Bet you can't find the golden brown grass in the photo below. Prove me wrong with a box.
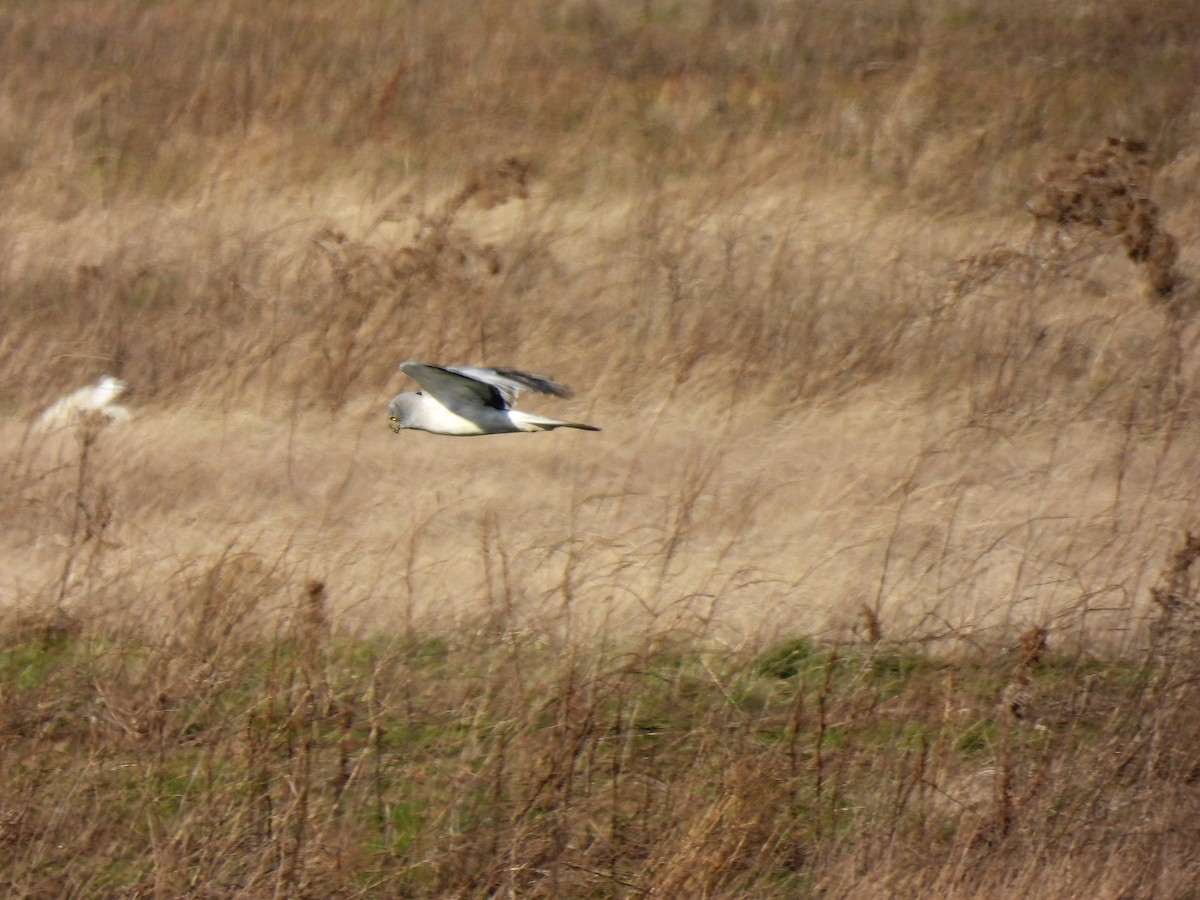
[4,0,1200,895]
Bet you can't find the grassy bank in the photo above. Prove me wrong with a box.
[4,587,1197,896]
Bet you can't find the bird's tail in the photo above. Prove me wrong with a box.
[509,411,601,433]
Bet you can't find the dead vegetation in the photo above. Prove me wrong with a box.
[1030,137,1189,310]
[3,0,1200,896]
[3,540,1200,896]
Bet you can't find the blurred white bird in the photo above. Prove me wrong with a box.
[37,375,132,431]
[388,361,599,436]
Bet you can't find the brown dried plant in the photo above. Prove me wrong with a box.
[395,157,531,280]
[303,157,529,407]
[1148,531,1200,659]
[1029,137,1186,312]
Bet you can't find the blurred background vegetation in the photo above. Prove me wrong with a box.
[4,1,1200,896]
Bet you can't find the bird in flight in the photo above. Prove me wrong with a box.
[388,361,600,436]
[36,374,132,430]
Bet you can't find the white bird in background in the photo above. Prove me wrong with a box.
[388,361,600,436]
[37,375,132,431]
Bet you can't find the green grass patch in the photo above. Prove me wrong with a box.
[0,614,1182,896]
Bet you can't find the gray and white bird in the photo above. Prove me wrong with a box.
[388,361,600,436]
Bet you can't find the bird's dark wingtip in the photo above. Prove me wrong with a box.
[493,367,573,398]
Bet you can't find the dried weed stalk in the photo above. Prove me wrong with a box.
[1148,531,1200,659]
[1029,137,1186,313]
[394,157,531,280]
[54,415,117,608]
[939,140,1187,420]
[305,156,531,406]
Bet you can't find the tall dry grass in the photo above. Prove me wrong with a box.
[4,0,1200,895]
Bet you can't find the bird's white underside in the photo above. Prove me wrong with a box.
[404,395,492,435]
[37,376,131,430]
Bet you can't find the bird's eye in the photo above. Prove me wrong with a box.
[389,415,397,422]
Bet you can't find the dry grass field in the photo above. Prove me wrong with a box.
[4,1,1200,896]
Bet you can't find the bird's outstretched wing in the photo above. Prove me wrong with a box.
[399,361,571,412]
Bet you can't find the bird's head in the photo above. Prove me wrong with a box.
[387,393,414,434]
[92,375,127,407]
